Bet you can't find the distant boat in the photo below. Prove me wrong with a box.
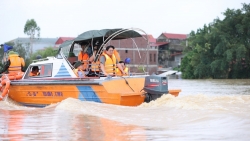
[158,70,178,76]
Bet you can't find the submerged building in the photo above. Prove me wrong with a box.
[156,33,187,73]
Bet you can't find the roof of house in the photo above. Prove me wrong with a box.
[153,42,168,46]
[142,34,156,43]
[162,33,187,40]
[55,37,75,45]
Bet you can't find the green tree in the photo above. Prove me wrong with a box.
[29,47,58,61]
[24,19,40,55]
[181,3,250,79]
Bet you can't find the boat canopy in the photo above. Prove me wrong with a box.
[59,28,142,49]
[59,40,74,48]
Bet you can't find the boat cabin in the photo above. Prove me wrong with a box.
[23,28,150,79]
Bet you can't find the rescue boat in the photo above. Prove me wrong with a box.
[0,28,181,107]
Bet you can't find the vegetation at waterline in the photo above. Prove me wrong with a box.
[181,3,250,79]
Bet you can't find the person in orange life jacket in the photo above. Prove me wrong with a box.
[0,51,23,74]
[78,43,89,62]
[73,61,88,78]
[29,66,40,76]
[78,43,90,71]
[18,55,25,72]
[99,45,126,76]
[116,61,129,76]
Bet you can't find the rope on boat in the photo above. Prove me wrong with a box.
[120,76,134,92]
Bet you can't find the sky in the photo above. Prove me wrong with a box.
[0,0,249,44]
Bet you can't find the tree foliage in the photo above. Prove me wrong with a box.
[25,47,58,66]
[24,19,40,55]
[181,3,250,79]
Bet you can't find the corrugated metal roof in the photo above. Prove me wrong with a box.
[55,37,75,45]
[162,33,187,40]
[152,42,168,46]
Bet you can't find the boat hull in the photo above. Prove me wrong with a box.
[8,77,146,107]
[7,77,181,107]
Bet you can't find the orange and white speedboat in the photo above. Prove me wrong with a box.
[0,28,181,107]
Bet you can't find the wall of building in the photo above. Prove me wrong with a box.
[109,37,158,74]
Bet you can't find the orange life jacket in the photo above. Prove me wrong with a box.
[29,72,39,76]
[116,67,128,76]
[8,54,22,72]
[78,51,89,61]
[91,61,100,72]
[20,57,25,67]
[103,53,116,75]
[78,51,89,69]
[113,49,120,62]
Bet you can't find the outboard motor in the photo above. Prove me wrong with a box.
[143,74,168,102]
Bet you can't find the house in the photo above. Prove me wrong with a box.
[9,37,58,52]
[55,37,75,48]
[156,33,187,72]
[109,34,158,74]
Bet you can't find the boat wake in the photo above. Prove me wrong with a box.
[139,94,250,111]
[54,94,250,128]
[0,97,32,110]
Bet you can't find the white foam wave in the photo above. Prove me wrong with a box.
[54,95,250,128]
[139,94,250,111]
[0,97,34,110]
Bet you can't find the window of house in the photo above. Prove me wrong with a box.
[154,54,156,62]
[125,50,128,53]
[150,54,152,62]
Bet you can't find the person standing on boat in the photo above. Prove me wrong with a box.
[73,61,87,78]
[99,45,126,76]
[0,51,23,74]
[18,55,25,72]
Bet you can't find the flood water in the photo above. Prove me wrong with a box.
[0,79,250,140]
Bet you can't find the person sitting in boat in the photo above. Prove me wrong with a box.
[0,51,23,74]
[29,66,40,76]
[99,45,126,76]
[73,61,88,78]
[116,60,129,76]
[78,43,89,62]
[78,43,90,70]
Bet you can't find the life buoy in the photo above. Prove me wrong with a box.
[0,72,24,101]
[6,72,24,80]
[0,75,10,100]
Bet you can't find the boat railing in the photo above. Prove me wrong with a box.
[130,72,149,76]
[60,50,75,70]
[32,58,50,63]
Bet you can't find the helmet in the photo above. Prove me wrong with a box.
[8,51,15,55]
[124,58,131,64]
[36,55,42,59]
